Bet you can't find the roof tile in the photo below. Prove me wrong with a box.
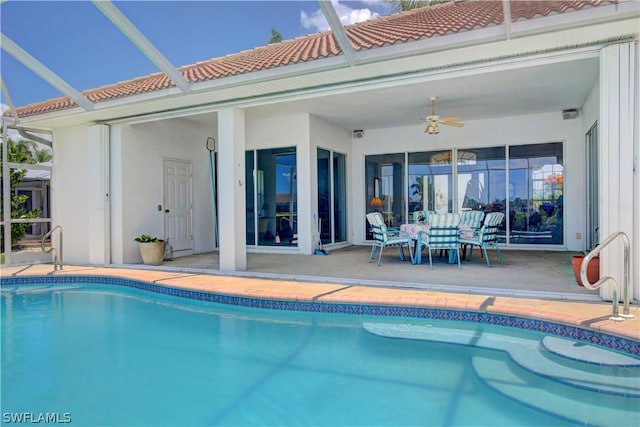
[10,0,615,118]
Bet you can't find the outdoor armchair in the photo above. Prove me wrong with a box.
[366,212,412,266]
[458,212,505,267]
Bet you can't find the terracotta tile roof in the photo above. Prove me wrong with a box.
[10,0,614,118]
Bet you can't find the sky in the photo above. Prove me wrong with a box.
[0,0,398,112]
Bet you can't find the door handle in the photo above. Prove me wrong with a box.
[165,209,170,213]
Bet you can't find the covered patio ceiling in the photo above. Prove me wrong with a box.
[245,55,599,131]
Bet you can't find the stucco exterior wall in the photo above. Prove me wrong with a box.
[52,126,92,264]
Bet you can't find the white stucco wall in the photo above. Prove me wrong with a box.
[114,117,217,264]
[351,111,586,251]
[52,126,93,264]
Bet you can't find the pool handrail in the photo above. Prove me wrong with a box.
[41,225,63,271]
[580,231,633,322]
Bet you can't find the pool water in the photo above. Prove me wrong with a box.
[1,283,638,426]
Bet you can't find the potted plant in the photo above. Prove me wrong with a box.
[571,253,599,287]
[134,234,166,265]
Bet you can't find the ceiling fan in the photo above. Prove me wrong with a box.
[423,96,464,134]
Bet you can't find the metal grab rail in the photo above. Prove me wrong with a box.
[581,231,633,322]
[41,225,63,271]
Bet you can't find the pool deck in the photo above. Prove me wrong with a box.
[2,263,639,342]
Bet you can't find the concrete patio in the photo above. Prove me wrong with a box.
[150,246,601,302]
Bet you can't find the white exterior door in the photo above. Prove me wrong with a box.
[163,159,193,254]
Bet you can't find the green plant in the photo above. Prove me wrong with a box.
[134,234,163,243]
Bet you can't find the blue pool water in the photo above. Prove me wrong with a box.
[1,279,639,427]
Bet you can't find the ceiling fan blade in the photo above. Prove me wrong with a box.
[439,116,462,122]
[441,121,464,128]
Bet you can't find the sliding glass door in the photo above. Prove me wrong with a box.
[246,147,297,247]
[317,148,347,245]
[365,142,563,246]
[509,143,563,245]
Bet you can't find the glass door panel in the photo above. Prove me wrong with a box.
[317,149,347,245]
[247,147,297,247]
[365,153,405,237]
[332,152,347,243]
[509,143,563,245]
[408,151,453,215]
[245,151,255,245]
[317,149,331,243]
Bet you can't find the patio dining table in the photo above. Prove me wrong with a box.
[400,222,474,264]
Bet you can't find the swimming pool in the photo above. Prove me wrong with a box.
[2,276,639,426]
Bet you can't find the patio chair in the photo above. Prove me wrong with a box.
[415,213,461,269]
[366,212,412,266]
[458,212,505,267]
[460,210,485,231]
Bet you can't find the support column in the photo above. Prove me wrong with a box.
[87,124,110,264]
[599,42,637,301]
[218,108,247,271]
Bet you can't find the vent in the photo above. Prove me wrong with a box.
[353,129,364,138]
[562,109,578,120]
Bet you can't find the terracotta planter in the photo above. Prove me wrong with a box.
[139,241,166,265]
[571,255,599,286]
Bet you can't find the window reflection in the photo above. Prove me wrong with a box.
[246,147,297,247]
[509,143,563,245]
[408,151,453,215]
[365,154,405,236]
[365,143,563,246]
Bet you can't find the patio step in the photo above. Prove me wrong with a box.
[362,322,640,396]
[471,356,639,427]
[540,335,640,367]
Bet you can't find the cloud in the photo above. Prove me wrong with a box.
[300,0,390,32]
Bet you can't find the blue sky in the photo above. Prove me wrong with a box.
[1,0,396,110]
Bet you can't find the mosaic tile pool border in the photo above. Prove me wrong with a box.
[2,274,639,357]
